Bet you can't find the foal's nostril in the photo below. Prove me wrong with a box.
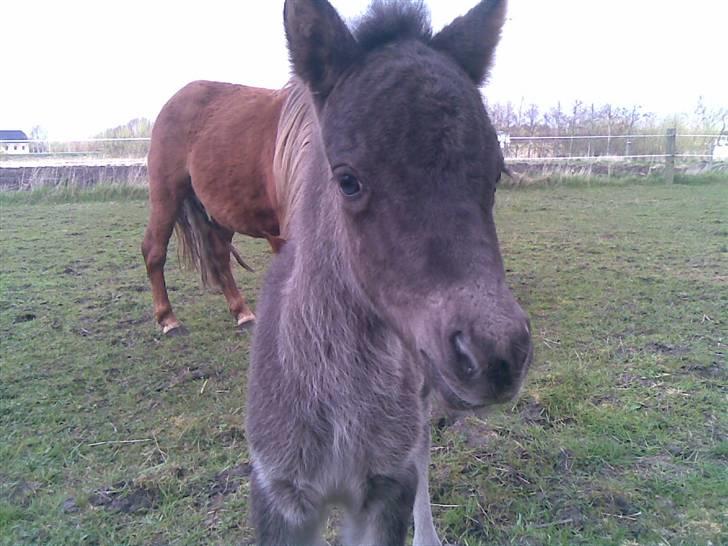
[452,331,477,379]
[487,358,513,391]
[510,324,533,370]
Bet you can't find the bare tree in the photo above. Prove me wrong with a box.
[29,125,48,154]
[95,118,153,157]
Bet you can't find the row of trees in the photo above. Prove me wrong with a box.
[484,97,727,159]
[93,118,152,157]
[18,98,726,160]
[11,119,153,157]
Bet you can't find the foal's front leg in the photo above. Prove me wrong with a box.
[344,469,417,546]
[413,424,442,546]
[250,468,326,546]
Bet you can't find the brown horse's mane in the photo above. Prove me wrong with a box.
[273,78,318,238]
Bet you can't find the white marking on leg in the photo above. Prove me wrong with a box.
[413,428,442,546]
[237,312,256,326]
[162,322,180,334]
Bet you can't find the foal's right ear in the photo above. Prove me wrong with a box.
[284,0,360,107]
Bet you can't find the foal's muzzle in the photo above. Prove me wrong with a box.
[450,321,532,402]
[424,298,532,411]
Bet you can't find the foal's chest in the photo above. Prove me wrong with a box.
[313,388,425,485]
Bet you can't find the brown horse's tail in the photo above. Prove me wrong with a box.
[174,194,253,289]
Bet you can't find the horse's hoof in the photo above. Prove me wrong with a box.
[163,324,189,337]
[236,317,256,333]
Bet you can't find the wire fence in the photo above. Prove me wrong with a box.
[2,132,727,165]
[0,138,149,166]
[500,133,726,162]
[1,132,727,189]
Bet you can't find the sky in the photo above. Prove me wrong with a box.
[2,0,726,140]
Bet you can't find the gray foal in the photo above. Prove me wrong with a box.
[246,1,531,544]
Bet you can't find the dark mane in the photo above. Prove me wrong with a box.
[353,0,432,51]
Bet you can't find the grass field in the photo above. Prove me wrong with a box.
[1,179,726,545]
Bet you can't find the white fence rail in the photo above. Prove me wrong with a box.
[1,131,726,187]
[499,132,726,163]
[2,132,726,163]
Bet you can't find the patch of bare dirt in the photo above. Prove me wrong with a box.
[156,366,214,392]
[73,326,95,337]
[591,393,618,406]
[645,342,690,355]
[634,454,694,479]
[616,372,661,389]
[599,492,640,518]
[204,464,252,530]
[128,285,149,293]
[530,501,586,531]
[62,497,80,514]
[520,400,551,426]
[215,424,246,448]
[447,417,498,448]
[62,267,82,276]
[116,313,151,327]
[554,448,575,474]
[681,361,726,379]
[497,463,534,488]
[88,481,159,514]
[7,479,42,506]
[210,464,252,497]
[518,399,575,428]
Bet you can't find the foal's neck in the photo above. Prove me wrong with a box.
[279,197,400,385]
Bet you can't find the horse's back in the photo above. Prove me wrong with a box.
[148,80,252,181]
[149,80,288,237]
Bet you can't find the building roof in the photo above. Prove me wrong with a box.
[0,130,29,141]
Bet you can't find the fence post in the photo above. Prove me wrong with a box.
[665,128,676,184]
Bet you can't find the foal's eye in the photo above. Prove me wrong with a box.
[338,174,362,197]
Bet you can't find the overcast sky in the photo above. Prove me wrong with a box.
[2,0,726,140]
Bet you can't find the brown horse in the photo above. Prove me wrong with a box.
[141,79,309,334]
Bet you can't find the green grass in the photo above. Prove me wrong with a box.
[0,183,148,206]
[1,179,726,545]
[503,171,727,189]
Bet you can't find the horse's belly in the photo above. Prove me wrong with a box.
[192,178,279,238]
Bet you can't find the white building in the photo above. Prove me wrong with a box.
[0,130,30,155]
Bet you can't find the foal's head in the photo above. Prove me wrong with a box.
[285,0,531,409]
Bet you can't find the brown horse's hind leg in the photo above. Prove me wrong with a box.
[209,227,256,330]
[141,182,188,335]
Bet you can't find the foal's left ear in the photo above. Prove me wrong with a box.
[284,0,360,106]
[431,0,507,85]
